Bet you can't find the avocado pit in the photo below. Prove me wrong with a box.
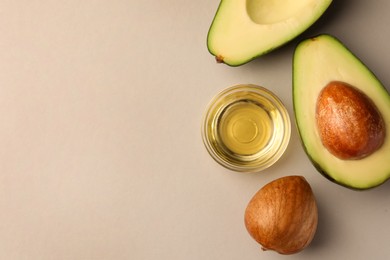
[316,81,386,160]
[244,176,318,254]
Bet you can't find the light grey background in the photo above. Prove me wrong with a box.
[0,0,389,259]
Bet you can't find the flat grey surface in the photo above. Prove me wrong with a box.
[0,1,389,259]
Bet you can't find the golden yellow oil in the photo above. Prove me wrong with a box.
[202,85,290,172]
[218,101,272,155]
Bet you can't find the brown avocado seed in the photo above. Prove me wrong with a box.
[316,81,386,160]
[244,176,318,255]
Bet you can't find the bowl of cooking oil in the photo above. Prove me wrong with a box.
[202,84,291,172]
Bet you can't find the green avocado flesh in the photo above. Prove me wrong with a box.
[207,0,332,66]
[293,34,390,190]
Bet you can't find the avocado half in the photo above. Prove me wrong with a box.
[293,34,390,190]
[207,0,333,66]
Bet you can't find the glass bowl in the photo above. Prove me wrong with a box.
[201,84,291,172]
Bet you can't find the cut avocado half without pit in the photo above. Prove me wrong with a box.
[207,0,333,66]
[293,34,390,190]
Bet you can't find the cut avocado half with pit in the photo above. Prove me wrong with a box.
[293,34,390,190]
[207,0,333,66]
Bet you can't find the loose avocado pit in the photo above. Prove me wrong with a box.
[244,176,318,255]
[316,81,386,160]
[293,34,390,190]
[207,0,333,66]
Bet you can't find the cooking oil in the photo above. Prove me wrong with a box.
[202,84,291,172]
[219,100,273,155]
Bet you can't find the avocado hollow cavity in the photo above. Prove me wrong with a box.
[246,0,313,25]
[316,81,386,160]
